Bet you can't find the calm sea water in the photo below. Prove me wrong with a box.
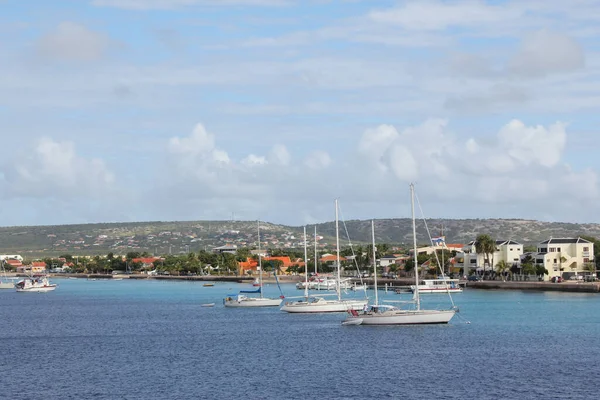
[1,278,600,399]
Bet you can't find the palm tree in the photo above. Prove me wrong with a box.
[475,234,496,279]
[496,260,509,281]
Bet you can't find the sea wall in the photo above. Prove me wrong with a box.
[467,281,600,293]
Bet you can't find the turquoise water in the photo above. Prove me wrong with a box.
[1,278,599,399]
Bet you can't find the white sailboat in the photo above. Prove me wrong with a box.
[281,202,368,313]
[0,260,17,289]
[223,221,283,308]
[343,184,457,325]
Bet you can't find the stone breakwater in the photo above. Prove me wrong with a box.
[466,280,600,293]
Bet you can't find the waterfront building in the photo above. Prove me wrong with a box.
[456,240,523,275]
[534,237,594,281]
[212,244,238,254]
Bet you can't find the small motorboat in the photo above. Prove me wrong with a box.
[201,303,215,307]
[203,283,214,287]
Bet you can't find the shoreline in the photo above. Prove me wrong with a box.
[6,273,600,293]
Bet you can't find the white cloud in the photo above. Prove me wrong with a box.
[241,154,268,166]
[304,150,331,170]
[368,1,524,31]
[168,123,230,164]
[268,144,291,166]
[91,0,290,10]
[37,22,111,62]
[498,119,567,168]
[508,30,585,76]
[2,137,115,198]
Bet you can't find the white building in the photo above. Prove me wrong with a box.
[0,254,23,261]
[212,244,238,254]
[457,240,523,274]
[534,237,594,281]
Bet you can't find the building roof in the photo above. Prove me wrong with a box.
[132,257,161,264]
[539,237,592,245]
[213,244,238,250]
[31,261,46,267]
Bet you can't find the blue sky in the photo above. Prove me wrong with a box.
[1,0,600,227]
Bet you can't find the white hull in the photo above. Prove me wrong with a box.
[223,297,282,307]
[412,287,463,294]
[281,297,368,313]
[345,309,455,325]
[0,281,15,289]
[15,277,57,293]
[16,285,57,293]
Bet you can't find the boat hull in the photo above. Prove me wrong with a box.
[0,282,15,289]
[412,287,463,294]
[16,285,57,293]
[280,298,368,313]
[344,309,455,325]
[223,297,282,307]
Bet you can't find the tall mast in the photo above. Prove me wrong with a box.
[335,199,341,301]
[411,183,420,310]
[314,226,318,275]
[303,226,308,299]
[257,220,263,299]
[372,220,378,306]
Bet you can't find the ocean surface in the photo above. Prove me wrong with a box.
[1,278,600,399]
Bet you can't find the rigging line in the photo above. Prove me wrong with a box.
[337,202,368,299]
[414,190,457,309]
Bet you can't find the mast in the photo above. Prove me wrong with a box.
[335,199,341,301]
[372,220,378,306]
[257,220,263,299]
[303,226,308,299]
[411,183,420,310]
[314,226,318,276]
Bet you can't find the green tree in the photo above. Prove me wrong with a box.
[496,260,509,280]
[126,252,141,260]
[535,265,548,278]
[475,234,496,279]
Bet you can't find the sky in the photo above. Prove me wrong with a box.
[1,0,600,227]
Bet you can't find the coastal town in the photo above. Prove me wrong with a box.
[2,232,597,284]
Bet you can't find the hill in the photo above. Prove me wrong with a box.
[2,218,600,260]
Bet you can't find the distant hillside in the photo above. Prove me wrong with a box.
[1,218,600,259]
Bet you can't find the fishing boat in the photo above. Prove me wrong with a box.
[203,283,214,287]
[223,221,283,308]
[342,184,457,326]
[281,203,368,313]
[15,275,58,293]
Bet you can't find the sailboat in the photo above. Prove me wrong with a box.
[223,221,283,307]
[342,184,457,325]
[0,260,17,289]
[281,202,368,313]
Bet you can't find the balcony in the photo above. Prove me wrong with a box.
[582,251,590,257]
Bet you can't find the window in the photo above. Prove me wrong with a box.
[536,259,544,264]
[584,247,589,251]
[549,247,556,252]
[554,259,557,263]
[510,248,513,251]
[557,247,561,252]
[584,258,590,263]
[470,259,476,264]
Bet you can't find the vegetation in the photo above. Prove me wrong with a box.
[475,234,496,277]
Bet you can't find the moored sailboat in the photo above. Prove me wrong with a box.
[223,221,283,308]
[343,184,457,325]
[281,202,368,313]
